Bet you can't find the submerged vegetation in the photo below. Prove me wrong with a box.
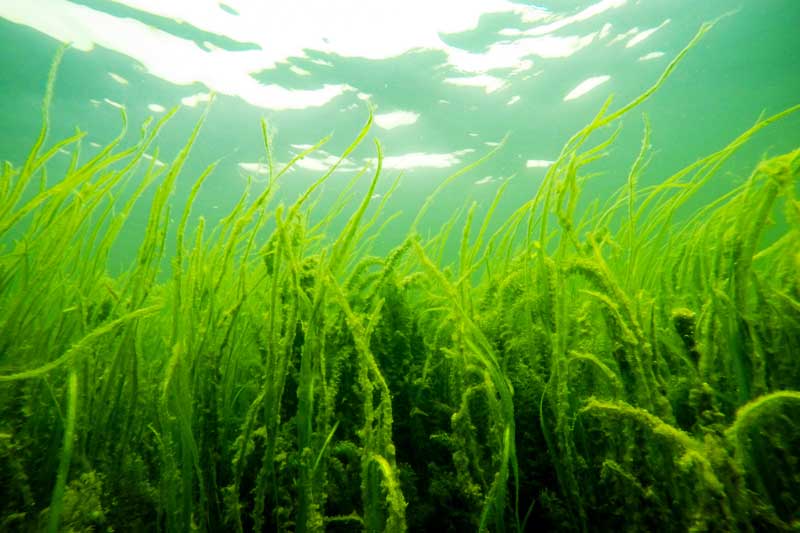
[2,22,800,532]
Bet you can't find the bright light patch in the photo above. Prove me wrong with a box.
[638,51,664,61]
[515,33,597,59]
[522,0,626,37]
[104,98,125,109]
[109,72,128,85]
[296,155,356,172]
[507,95,520,105]
[0,0,630,110]
[563,75,610,101]
[0,0,353,111]
[474,176,495,185]
[527,159,554,168]
[626,19,670,48]
[238,162,269,174]
[607,27,638,46]
[182,92,213,107]
[372,152,465,170]
[147,103,166,113]
[1,0,547,75]
[290,65,310,76]
[374,111,420,130]
[444,74,506,94]
[142,153,165,167]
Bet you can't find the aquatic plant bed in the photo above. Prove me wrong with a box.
[2,25,799,532]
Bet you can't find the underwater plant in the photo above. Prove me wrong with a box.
[1,19,799,533]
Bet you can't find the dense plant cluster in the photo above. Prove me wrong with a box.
[1,24,799,532]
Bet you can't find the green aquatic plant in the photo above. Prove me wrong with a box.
[1,19,800,533]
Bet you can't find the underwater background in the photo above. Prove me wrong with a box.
[1,0,799,531]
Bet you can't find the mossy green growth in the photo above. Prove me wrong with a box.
[2,24,800,532]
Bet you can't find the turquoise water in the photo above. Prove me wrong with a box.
[1,2,800,532]
[1,0,798,265]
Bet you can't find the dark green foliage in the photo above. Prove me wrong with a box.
[2,27,800,532]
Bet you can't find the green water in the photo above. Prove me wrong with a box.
[1,1,799,531]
